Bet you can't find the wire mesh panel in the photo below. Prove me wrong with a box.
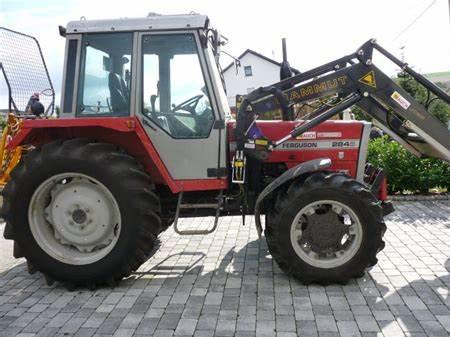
[0,27,55,115]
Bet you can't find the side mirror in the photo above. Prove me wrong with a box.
[213,30,220,55]
[211,29,228,56]
[58,26,66,37]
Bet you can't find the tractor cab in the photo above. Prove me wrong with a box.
[61,14,228,119]
[60,14,230,181]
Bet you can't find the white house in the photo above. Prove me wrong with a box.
[222,49,299,109]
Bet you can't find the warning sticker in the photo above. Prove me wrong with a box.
[359,71,377,88]
[391,91,411,110]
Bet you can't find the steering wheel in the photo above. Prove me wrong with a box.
[171,94,203,115]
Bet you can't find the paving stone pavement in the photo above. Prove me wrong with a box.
[0,200,449,337]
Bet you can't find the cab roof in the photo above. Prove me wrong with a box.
[66,14,209,34]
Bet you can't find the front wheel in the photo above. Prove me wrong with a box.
[265,172,386,284]
[2,139,162,288]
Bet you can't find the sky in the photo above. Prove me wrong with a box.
[1,0,449,108]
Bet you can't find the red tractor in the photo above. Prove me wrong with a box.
[0,14,449,288]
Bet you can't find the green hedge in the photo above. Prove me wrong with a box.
[367,136,450,194]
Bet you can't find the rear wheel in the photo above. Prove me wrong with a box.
[265,172,386,284]
[2,139,161,288]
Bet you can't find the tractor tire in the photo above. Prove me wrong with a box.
[2,139,161,288]
[265,172,386,285]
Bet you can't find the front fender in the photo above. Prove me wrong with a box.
[254,158,332,237]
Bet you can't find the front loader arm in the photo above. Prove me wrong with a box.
[235,39,450,163]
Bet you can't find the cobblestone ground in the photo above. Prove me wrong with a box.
[0,201,449,337]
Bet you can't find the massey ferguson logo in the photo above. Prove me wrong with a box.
[282,142,318,149]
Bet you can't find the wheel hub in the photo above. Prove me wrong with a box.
[44,178,117,252]
[290,200,363,269]
[302,207,347,253]
[29,173,121,265]
[72,208,87,224]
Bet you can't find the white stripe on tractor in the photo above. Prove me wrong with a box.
[229,139,360,152]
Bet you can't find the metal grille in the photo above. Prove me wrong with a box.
[0,27,55,115]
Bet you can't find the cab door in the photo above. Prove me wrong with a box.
[136,31,225,181]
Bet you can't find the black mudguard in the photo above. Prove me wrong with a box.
[253,158,332,237]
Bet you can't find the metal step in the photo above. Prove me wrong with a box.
[173,191,223,235]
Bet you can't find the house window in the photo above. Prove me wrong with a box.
[244,65,253,77]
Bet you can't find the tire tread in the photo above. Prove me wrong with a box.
[1,138,161,288]
[265,172,386,285]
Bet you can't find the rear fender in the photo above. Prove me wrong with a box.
[7,117,227,193]
[254,158,332,237]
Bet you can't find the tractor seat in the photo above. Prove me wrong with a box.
[108,72,129,114]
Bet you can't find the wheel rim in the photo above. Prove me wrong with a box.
[28,173,122,265]
[290,200,363,269]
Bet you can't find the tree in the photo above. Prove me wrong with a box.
[352,105,371,121]
[397,72,450,125]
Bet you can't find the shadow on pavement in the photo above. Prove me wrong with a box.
[0,238,449,336]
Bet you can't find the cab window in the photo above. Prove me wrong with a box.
[77,33,132,116]
[142,34,215,138]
